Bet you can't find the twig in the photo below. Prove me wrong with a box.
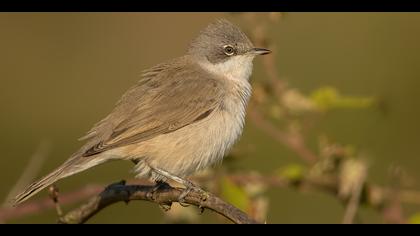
[342,166,368,224]
[381,167,407,224]
[48,185,63,217]
[59,181,259,224]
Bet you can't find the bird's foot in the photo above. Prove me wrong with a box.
[147,181,170,200]
[177,183,209,208]
[148,165,208,207]
[146,181,173,211]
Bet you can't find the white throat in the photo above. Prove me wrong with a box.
[199,55,254,82]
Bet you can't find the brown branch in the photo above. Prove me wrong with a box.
[48,185,63,217]
[228,172,420,222]
[0,179,150,222]
[3,173,420,223]
[58,181,259,224]
[341,165,368,224]
[381,167,407,224]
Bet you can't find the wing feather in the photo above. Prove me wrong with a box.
[81,58,225,157]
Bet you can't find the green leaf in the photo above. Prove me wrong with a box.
[277,163,305,182]
[310,86,338,110]
[220,177,250,212]
[310,86,375,111]
[409,213,420,224]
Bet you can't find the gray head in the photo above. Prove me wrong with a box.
[187,19,271,64]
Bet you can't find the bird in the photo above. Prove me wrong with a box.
[13,19,271,206]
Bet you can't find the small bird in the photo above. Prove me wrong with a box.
[13,19,271,205]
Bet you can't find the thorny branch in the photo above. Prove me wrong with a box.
[57,181,258,224]
[3,172,420,223]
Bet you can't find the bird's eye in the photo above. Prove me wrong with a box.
[223,45,235,56]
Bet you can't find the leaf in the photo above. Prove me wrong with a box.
[409,213,420,224]
[277,163,305,182]
[220,177,250,212]
[310,86,375,111]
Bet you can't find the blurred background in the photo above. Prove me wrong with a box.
[1,12,420,224]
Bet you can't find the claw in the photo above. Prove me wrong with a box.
[195,188,208,210]
[199,191,209,202]
[198,206,205,215]
[147,181,170,200]
[178,201,190,207]
[177,188,191,207]
[159,202,172,211]
[148,165,209,209]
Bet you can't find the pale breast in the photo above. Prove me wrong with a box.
[129,57,253,179]
[217,79,252,155]
[128,78,251,179]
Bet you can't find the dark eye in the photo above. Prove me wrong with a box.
[223,45,235,56]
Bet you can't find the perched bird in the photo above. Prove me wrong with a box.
[13,19,271,205]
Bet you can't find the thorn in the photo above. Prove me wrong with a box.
[198,206,205,215]
[178,201,190,207]
[200,191,209,202]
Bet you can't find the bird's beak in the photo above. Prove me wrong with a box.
[249,48,272,55]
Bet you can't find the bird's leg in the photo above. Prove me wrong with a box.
[130,160,173,209]
[149,165,208,206]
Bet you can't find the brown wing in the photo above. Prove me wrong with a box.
[80,58,225,157]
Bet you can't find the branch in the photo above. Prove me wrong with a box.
[3,173,420,223]
[58,181,259,224]
[341,164,368,224]
[228,172,420,223]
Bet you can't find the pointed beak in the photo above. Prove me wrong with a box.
[249,48,271,55]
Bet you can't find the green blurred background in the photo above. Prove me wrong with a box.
[1,13,420,223]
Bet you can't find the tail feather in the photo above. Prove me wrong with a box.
[12,168,64,206]
[12,156,109,206]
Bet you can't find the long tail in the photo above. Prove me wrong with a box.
[12,155,108,206]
